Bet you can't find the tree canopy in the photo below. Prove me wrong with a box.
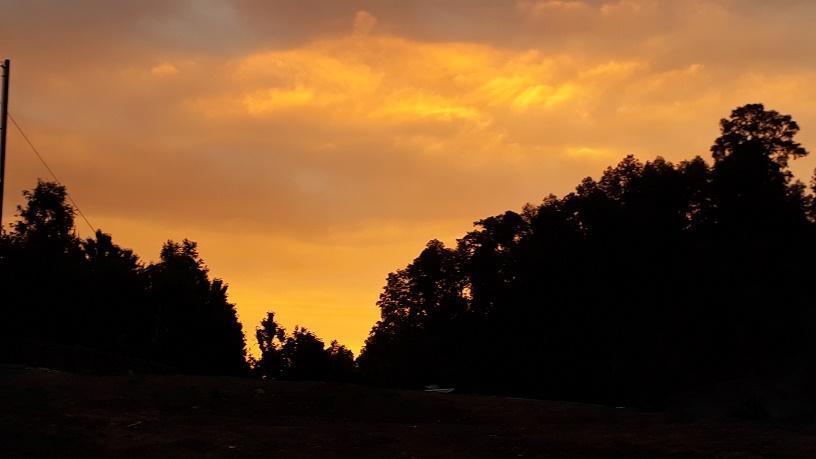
[0,181,354,377]
[0,182,249,374]
[254,311,355,382]
[2,103,815,402]
[358,104,816,404]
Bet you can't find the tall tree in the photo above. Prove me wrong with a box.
[1,181,85,345]
[711,103,807,168]
[280,326,330,381]
[359,104,816,405]
[1,181,252,375]
[146,239,248,375]
[12,180,78,250]
[255,311,286,378]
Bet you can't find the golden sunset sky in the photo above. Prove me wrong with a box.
[2,0,816,354]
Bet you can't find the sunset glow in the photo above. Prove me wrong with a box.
[3,0,816,354]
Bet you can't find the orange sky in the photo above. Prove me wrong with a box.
[3,0,816,355]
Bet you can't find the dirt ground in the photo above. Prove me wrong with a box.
[1,366,814,458]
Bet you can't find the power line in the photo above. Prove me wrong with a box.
[8,112,97,234]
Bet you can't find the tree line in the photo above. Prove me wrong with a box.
[2,104,814,405]
[0,183,352,380]
[356,104,816,405]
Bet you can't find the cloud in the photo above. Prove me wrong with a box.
[150,63,179,77]
[2,1,816,353]
[518,0,593,14]
[353,10,379,35]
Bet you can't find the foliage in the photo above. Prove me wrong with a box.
[0,181,354,378]
[0,184,248,375]
[254,313,355,382]
[358,104,816,404]
[3,103,815,400]
[711,103,807,168]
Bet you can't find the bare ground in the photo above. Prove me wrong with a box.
[1,366,814,458]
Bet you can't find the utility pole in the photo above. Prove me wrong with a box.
[0,59,9,232]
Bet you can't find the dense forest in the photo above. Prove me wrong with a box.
[1,104,815,406]
[357,104,816,405]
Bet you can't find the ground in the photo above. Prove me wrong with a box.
[1,366,814,458]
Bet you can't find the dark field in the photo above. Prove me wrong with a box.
[1,367,814,458]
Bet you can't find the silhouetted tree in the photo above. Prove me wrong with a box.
[0,180,249,375]
[255,311,286,378]
[254,311,355,382]
[358,239,467,387]
[712,103,807,168]
[1,181,86,346]
[327,340,355,382]
[12,180,78,249]
[80,230,151,355]
[358,104,816,406]
[146,239,248,375]
[280,326,329,381]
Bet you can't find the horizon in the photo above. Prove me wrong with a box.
[3,0,816,355]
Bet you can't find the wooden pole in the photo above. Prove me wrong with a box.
[0,59,9,232]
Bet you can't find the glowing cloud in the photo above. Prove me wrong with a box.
[3,1,816,354]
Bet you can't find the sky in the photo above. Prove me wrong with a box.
[2,0,816,355]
